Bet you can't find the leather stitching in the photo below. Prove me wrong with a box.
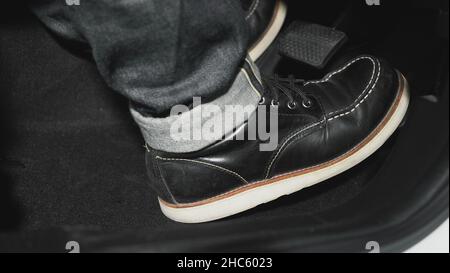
[304,56,375,86]
[156,156,248,184]
[264,118,326,178]
[265,56,381,178]
[327,58,381,120]
[245,0,260,20]
[154,158,179,204]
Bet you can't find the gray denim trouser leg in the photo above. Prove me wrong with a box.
[29,0,250,116]
[30,0,255,153]
[131,58,262,153]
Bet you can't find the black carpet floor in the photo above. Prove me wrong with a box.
[0,1,441,234]
[0,7,380,233]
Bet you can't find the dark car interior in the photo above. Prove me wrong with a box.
[0,0,448,252]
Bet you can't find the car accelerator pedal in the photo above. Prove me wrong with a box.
[279,21,348,69]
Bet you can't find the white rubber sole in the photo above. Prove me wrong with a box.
[248,0,287,61]
[160,75,410,224]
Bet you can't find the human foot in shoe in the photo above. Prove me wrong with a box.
[146,55,410,223]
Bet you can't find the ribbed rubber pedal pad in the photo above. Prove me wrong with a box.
[279,21,347,69]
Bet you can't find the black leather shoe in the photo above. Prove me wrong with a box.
[243,0,287,60]
[146,55,410,223]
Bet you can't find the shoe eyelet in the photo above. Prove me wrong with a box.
[287,101,297,110]
[302,99,313,109]
[259,97,266,105]
[271,99,279,107]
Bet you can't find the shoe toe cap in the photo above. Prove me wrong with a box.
[308,55,400,131]
[270,55,402,176]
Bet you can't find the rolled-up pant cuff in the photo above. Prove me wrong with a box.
[130,58,262,153]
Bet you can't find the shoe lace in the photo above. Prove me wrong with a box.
[262,75,313,108]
